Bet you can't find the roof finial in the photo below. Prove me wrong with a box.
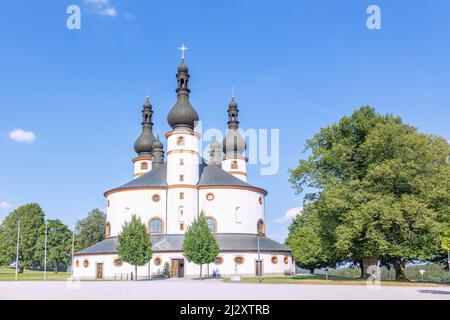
[146,86,149,98]
[178,44,188,62]
[232,86,235,98]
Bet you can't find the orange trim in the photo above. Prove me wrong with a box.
[134,173,144,177]
[271,256,279,264]
[257,219,265,235]
[199,185,267,196]
[104,186,166,197]
[152,194,161,202]
[132,156,152,163]
[148,217,164,235]
[167,149,200,156]
[213,256,224,265]
[168,184,197,189]
[165,130,201,138]
[234,256,245,265]
[228,171,247,176]
[223,155,248,161]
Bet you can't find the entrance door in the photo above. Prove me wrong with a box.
[255,260,263,276]
[96,263,103,279]
[171,259,185,278]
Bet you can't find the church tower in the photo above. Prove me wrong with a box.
[165,45,200,234]
[133,96,156,178]
[222,95,247,181]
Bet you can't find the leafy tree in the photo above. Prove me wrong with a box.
[0,203,45,272]
[289,106,449,280]
[117,215,152,280]
[74,209,106,251]
[182,212,219,280]
[35,219,72,273]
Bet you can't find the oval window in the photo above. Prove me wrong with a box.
[234,256,244,265]
[259,197,263,205]
[83,260,89,268]
[206,193,214,201]
[152,194,161,202]
[284,256,289,264]
[271,256,278,264]
[154,257,162,266]
[114,258,123,267]
[214,256,223,265]
[75,260,79,268]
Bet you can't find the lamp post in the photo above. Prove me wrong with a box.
[44,220,48,280]
[71,229,75,278]
[15,220,20,281]
[257,234,262,283]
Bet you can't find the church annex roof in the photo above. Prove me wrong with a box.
[104,162,267,196]
[74,233,291,256]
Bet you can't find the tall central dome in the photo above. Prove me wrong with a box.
[167,55,199,131]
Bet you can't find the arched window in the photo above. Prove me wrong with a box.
[178,206,184,222]
[179,158,184,165]
[235,207,242,223]
[140,162,148,170]
[149,218,163,235]
[231,160,238,170]
[177,136,185,146]
[206,217,217,233]
[257,219,265,235]
[105,222,111,237]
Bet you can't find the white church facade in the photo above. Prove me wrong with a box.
[73,51,295,279]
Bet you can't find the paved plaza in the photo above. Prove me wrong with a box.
[1,279,449,300]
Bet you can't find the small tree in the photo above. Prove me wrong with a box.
[117,215,152,280]
[74,209,106,251]
[163,262,171,278]
[182,212,219,280]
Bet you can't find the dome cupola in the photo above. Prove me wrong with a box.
[151,135,164,167]
[134,96,156,156]
[209,136,222,164]
[223,96,246,155]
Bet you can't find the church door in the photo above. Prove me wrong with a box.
[172,260,179,278]
[96,263,103,279]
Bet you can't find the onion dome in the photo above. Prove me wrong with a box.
[151,136,164,167]
[223,96,246,155]
[167,58,199,131]
[134,96,156,156]
[209,136,222,164]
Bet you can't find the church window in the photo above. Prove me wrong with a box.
[206,193,214,201]
[141,162,148,170]
[259,196,263,205]
[177,136,185,146]
[234,256,244,265]
[284,256,289,264]
[231,160,238,170]
[154,257,162,266]
[107,199,110,207]
[179,158,184,165]
[214,256,224,265]
[179,175,184,182]
[83,260,89,268]
[179,192,184,199]
[178,206,184,222]
[257,219,265,235]
[271,256,278,264]
[149,218,163,234]
[113,258,123,267]
[206,217,217,233]
[105,222,111,237]
[180,223,184,231]
[235,207,242,223]
[76,260,79,268]
[152,194,161,202]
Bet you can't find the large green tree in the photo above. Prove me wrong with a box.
[182,212,219,280]
[74,208,106,251]
[0,203,45,272]
[289,106,449,280]
[35,219,72,273]
[117,215,152,280]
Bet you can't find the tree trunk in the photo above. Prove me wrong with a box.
[360,256,378,280]
[394,258,408,281]
[55,264,59,274]
[309,267,315,274]
[200,263,202,280]
[135,265,138,281]
[19,266,24,274]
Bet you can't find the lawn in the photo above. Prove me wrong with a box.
[231,274,450,287]
[0,266,70,281]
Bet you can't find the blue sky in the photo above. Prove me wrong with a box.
[0,1,449,243]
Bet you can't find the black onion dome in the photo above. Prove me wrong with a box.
[167,60,199,130]
[223,129,246,155]
[152,138,163,150]
[134,96,156,156]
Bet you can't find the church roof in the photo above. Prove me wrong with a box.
[105,162,267,195]
[74,233,291,256]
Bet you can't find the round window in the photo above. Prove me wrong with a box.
[113,258,123,267]
[206,193,214,201]
[271,256,278,264]
[154,257,162,266]
[284,256,289,264]
[234,256,244,265]
[75,260,79,268]
[214,256,223,265]
[259,197,263,205]
[83,260,89,268]
[152,194,161,202]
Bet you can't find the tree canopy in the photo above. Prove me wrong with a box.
[289,106,450,279]
[182,212,220,279]
[74,208,106,251]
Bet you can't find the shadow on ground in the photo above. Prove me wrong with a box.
[418,289,450,295]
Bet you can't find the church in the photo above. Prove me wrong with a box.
[73,48,295,279]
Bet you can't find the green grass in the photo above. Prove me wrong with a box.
[0,266,70,281]
[228,274,450,287]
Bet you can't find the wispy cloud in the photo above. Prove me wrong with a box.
[9,129,36,144]
[0,201,12,209]
[85,0,118,17]
[275,207,302,224]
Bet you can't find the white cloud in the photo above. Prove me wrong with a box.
[275,207,303,224]
[0,202,12,209]
[9,129,36,144]
[85,0,118,17]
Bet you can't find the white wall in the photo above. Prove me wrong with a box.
[222,158,247,182]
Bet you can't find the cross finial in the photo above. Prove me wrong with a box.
[178,44,188,61]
